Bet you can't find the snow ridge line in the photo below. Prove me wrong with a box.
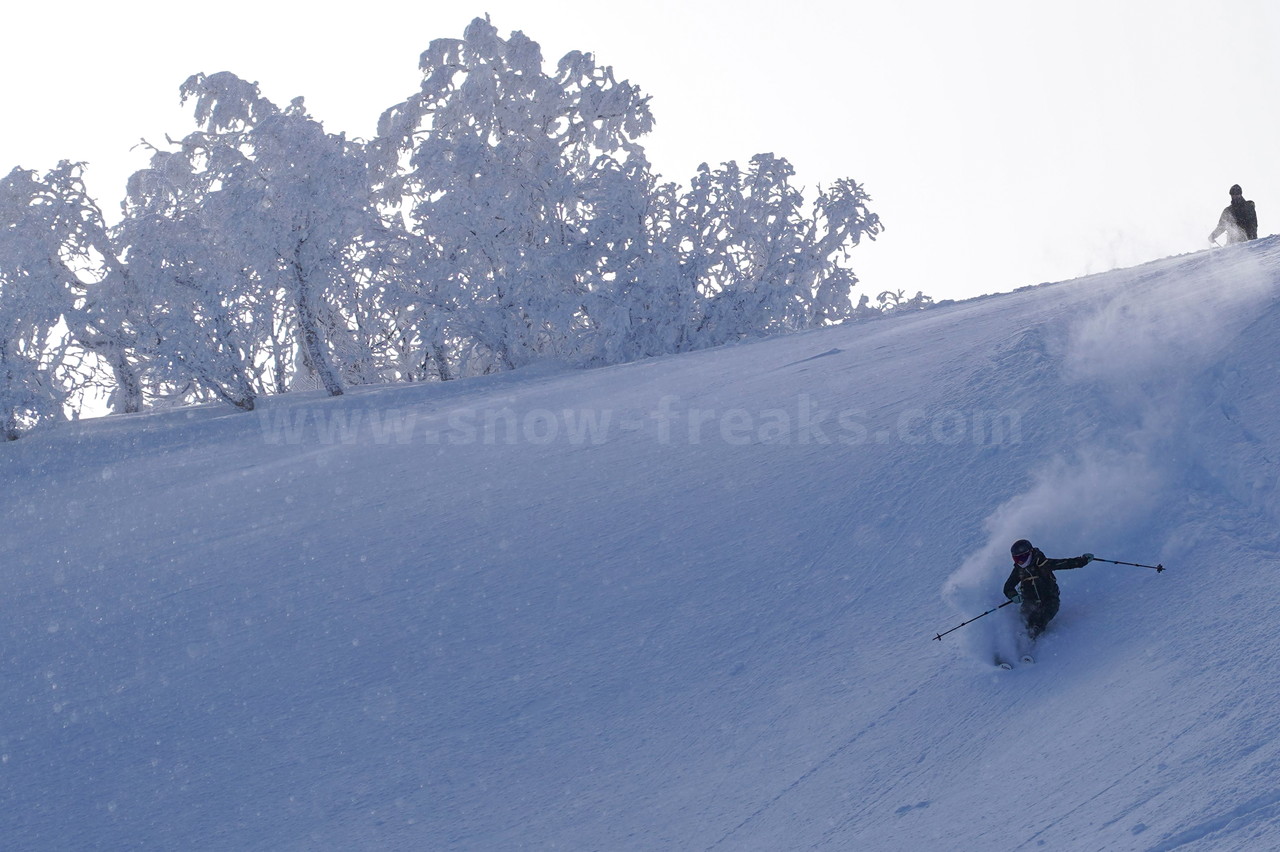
[704,689,921,851]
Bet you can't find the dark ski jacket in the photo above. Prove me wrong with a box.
[1003,548,1091,606]
[1211,197,1258,243]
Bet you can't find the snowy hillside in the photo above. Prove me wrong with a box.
[3,238,1280,850]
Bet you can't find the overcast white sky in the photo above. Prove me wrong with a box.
[5,1,1278,302]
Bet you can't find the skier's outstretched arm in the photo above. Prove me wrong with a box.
[1044,554,1093,572]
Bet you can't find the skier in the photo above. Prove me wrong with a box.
[1003,539,1093,640]
[1209,184,1258,245]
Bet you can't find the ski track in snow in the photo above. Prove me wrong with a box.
[705,684,931,851]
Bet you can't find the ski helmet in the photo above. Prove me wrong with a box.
[1011,539,1034,564]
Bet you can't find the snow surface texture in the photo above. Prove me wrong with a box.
[3,238,1280,850]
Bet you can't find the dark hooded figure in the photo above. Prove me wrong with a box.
[1210,184,1258,244]
[1003,539,1093,639]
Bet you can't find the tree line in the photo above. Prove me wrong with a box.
[0,17,926,439]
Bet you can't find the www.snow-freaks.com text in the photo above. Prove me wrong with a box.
[259,395,1023,448]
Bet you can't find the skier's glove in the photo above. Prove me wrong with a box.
[1008,593,1022,604]
[1082,553,1094,563]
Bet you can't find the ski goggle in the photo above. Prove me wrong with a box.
[1013,550,1033,566]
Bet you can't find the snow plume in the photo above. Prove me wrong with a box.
[1058,243,1278,517]
[1063,247,1274,389]
[943,449,1162,660]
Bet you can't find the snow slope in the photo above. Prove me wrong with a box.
[3,238,1280,850]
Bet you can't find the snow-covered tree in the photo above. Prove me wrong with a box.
[117,147,272,410]
[0,163,143,437]
[0,167,76,437]
[576,162,692,364]
[805,177,884,324]
[371,16,656,375]
[119,72,409,405]
[673,154,884,349]
[181,71,380,397]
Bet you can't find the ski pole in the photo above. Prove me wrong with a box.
[1092,557,1164,573]
[933,599,1015,641]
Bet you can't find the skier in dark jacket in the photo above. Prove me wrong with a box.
[1003,539,1093,639]
[1209,184,1258,244]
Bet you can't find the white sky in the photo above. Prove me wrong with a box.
[5,0,1279,302]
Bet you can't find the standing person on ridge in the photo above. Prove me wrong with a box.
[1003,539,1093,640]
[1209,184,1258,245]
